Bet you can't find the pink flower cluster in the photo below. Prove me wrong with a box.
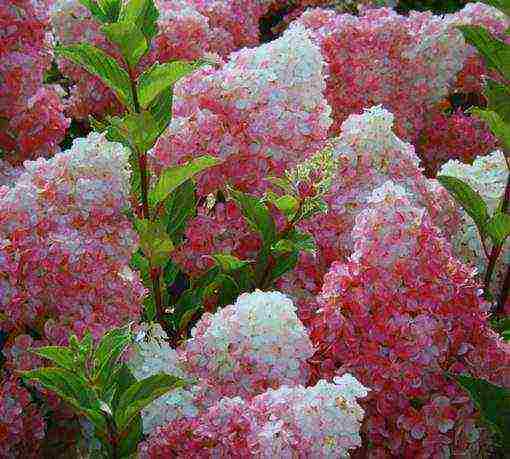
[151,23,332,196]
[310,181,510,456]
[0,375,46,458]
[0,0,69,163]
[0,132,143,347]
[139,375,368,458]
[417,109,499,176]
[297,3,508,143]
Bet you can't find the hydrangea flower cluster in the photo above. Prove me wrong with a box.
[0,375,46,458]
[151,23,332,196]
[297,3,508,143]
[0,0,69,162]
[139,374,368,458]
[310,181,510,456]
[417,109,499,175]
[179,290,315,399]
[439,150,510,311]
[0,132,143,348]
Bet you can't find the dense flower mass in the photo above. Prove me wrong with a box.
[151,23,332,195]
[0,0,69,162]
[179,290,315,399]
[297,3,508,143]
[0,375,46,458]
[139,374,368,458]
[439,150,510,311]
[0,132,143,346]
[310,181,510,456]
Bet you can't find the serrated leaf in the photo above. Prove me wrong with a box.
[268,251,299,284]
[148,87,173,136]
[458,25,510,81]
[485,79,510,123]
[29,346,78,372]
[454,374,510,448]
[288,229,316,253]
[137,61,196,109]
[23,368,106,432]
[470,108,510,151]
[56,44,134,109]
[118,0,159,43]
[485,211,510,246]
[102,22,148,68]
[212,254,251,272]
[163,180,196,244]
[437,175,490,232]
[230,190,276,247]
[149,156,221,208]
[115,373,186,431]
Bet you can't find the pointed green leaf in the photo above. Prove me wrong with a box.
[115,373,186,431]
[212,254,251,272]
[486,211,510,246]
[56,44,134,109]
[267,176,293,194]
[97,0,121,21]
[137,61,196,109]
[485,79,510,123]
[437,175,490,232]
[268,251,299,283]
[163,180,197,244]
[148,87,173,136]
[230,190,277,247]
[483,0,510,16]
[108,111,160,151]
[288,229,316,253]
[102,22,148,68]
[470,108,510,151]
[29,346,78,372]
[149,156,221,208]
[272,195,299,218]
[79,0,109,22]
[458,25,510,81]
[118,0,159,43]
[271,239,295,254]
[93,325,133,381]
[134,218,175,267]
[454,374,510,448]
[23,368,106,432]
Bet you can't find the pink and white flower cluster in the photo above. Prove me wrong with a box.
[0,132,143,347]
[0,0,69,164]
[310,181,510,456]
[151,22,332,196]
[131,291,368,457]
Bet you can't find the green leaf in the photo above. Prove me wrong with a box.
[108,111,160,151]
[230,190,277,247]
[149,156,221,208]
[484,79,510,123]
[115,373,186,431]
[267,176,293,194]
[271,239,295,254]
[163,180,196,244]
[178,306,201,332]
[56,44,133,109]
[134,218,175,267]
[102,22,148,68]
[454,374,510,448]
[29,346,78,373]
[458,25,510,81]
[79,0,109,22]
[137,61,196,109]
[268,251,299,284]
[148,87,173,136]
[288,229,316,253]
[97,0,121,21]
[23,368,106,432]
[212,254,252,272]
[272,195,299,218]
[470,108,510,152]
[437,175,490,232]
[118,0,159,43]
[93,325,133,381]
[486,211,510,246]
[483,0,510,16]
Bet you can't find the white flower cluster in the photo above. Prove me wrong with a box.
[439,150,510,287]
[181,290,315,398]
